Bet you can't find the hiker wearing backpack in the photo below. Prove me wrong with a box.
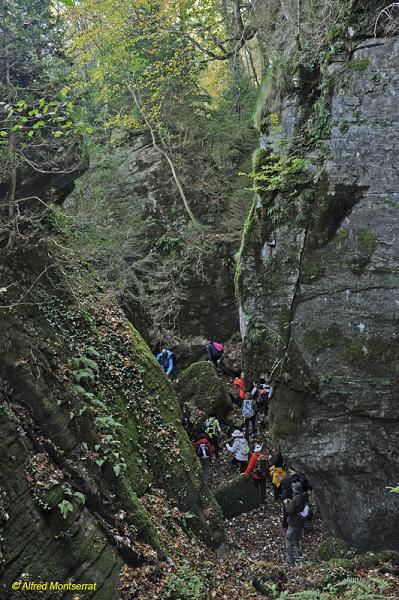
[205,339,224,366]
[225,430,249,472]
[194,435,214,484]
[243,443,269,503]
[204,416,221,459]
[251,383,268,427]
[281,472,312,528]
[156,348,174,380]
[241,391,257,441]
[283,481,308,566]
[269,452,288,500]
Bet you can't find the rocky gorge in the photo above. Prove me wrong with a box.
[0,0,398,598]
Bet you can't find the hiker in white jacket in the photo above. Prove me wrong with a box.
[226,430,249,472]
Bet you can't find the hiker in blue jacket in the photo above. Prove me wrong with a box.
[156,348,174,379]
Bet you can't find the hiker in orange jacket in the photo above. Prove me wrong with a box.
[233,372,245,401]
[243,444,269,503]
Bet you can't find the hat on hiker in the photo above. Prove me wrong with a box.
[292,481,303,494]
[232,430,242,437]
[254,443,263,452]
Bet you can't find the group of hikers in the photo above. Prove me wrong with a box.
[156,339,224,380]
[194,419,312,567]
[155,339,312,567]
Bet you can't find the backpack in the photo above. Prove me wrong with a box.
[213,342,224,353]
[205,418,218,438]
[197,443,210,460]
[171,352,177,367]
[299,502,312,521]
[254,454,269,479]
[242,399,254,418]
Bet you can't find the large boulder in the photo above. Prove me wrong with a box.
[215,475,260,519]
[0,238,224,596]
[175,361,234,421]
[236,35,399,550]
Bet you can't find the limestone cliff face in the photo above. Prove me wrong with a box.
[67,135,240,341]
[0,233,223,597]
[237,35,399,550]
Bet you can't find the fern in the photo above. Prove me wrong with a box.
[84,346,101,359]
[292,591,328,599]
[73,385,95,401]
[72,356,99,373]
[71,367,95,383]
[333,577,391,599]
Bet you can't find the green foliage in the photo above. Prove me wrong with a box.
[246,318,269,343]
[71,367,96,384]
[246,152,308,195]
[58,499,74,519]
[350,58,370,72]
[358,228,377,255]
[166,561,204,600]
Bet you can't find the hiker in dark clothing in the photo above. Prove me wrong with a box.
[205,340,224,366]
[156,348,174,379]
[243,444,269,503]
[241,391,257,441]
[251,383,268,428]
[284,481,307,566]
[281,472,312,527]
[182,402,192,438]
[194,435,214,484]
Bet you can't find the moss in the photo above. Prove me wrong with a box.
[215,475,260,519]
[349,255,370,275]
[350,57,370,71]
[176,361,233,421]
[354,550,399,568]
[268,385,307,441]
[301,256,326,283]
[336,228,349,241]
[312,537,350,562]
[358,227,377,255]
[303,326,399,373]
[339,120,351,134]
[373,265,397,274]
[341,337,365,364]
[303,323,342,355]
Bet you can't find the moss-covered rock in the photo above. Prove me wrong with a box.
[312,537,350,562]
[215,475,260,519]
[0,236,224,596]
[176,361,234,422]
[250,562,288,597]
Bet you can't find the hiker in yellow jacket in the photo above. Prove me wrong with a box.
[269,452,288,500]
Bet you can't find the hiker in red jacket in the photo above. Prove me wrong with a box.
[233,372,245,401]
[194,435,214,484]
[243,444,269,503]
